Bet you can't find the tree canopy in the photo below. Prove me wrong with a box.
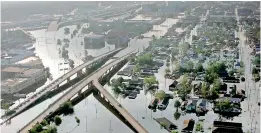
[54,115,62,126]
[144,76,158,88]
[155,90,166,100]
[136,53,153,65]
[174,100,181,108]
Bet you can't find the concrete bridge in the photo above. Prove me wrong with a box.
[18,50,148,133]
[1,49,122,125]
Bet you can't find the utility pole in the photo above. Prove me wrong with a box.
[251,109,255,132]
[95,104,98,119]
[109,120,113,133]
[136,112,139,121]
[145,96,147,114]
[85,116,88,132]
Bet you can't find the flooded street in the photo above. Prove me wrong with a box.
[1,16,181,133]
[1,14,257,133]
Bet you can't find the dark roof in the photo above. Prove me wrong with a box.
[197,99,207,106]
[169,80,178,88]
[213,121,243,133]
[154,117,177,132]
[235,62,240,66]
[182,119,195,131]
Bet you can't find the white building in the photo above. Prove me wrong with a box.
[1,68,46,94]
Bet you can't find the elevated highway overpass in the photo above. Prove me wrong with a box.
[18,50,148,133]
[1,49,122,125]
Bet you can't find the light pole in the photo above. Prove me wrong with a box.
[95,104,98,119]
[109,120,113,133]
[85,116,88,132]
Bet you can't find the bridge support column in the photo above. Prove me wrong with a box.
[93,94,138,133]
[77,71,83,77]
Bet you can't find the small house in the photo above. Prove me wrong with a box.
[197,99,207,111]
[169,80,178,91]
[212,121,243,133]
[186,100,198,112]
[182,119,195,133]
[234,62,240,69]
[154,117,177,132]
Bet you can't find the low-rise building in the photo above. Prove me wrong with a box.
[212,121,243,133]
[1,68,47,94]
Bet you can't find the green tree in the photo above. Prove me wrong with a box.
[155,90,166,100]
[68,59,75,69]
[174,111,181,120]
[144,76,158,88]
[132,64,141,74]
[60,101,74,115]
[201,82,208,98]
[75,116,80,125]
[54,115,62,126]
[174,100,181,109]
[180,42,190,56]
[166,62,170,68]
[41,119,48,126]
[137,53,153,65]
[195,122,203,132]
[194,47,202,54]
[46,125,57,133]
[213,78,221,91]
[240,60,244,68]
[216,98,231,110]
[241,77,245,82]
[209,88,219,100]
[178,74,192,96]
[205,71,218,84]
[254,74,260,82]
[196,63,204,73]
[2,103,9,114]
[186,61,194,72]
[165,68,171,75]
[253,56,260,66]
[57,39,62,45]
[228,70,234,77]
[152,35,156,41]
[64,28,70,35]
[111,77,124,88]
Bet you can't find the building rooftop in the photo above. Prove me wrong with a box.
[1,78,29,87]
[2,66,26,73]
[15,56,40,64]
[47,21,58,31]
[21,69,43,77]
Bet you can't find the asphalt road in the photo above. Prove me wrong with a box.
[236,8,260,132]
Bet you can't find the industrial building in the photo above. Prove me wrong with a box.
[84,34,105,49]
[106,30,130,48]
[1,67,46,94]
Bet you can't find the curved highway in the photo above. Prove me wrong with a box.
[18,50,144,133]
[1,48,122,125]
